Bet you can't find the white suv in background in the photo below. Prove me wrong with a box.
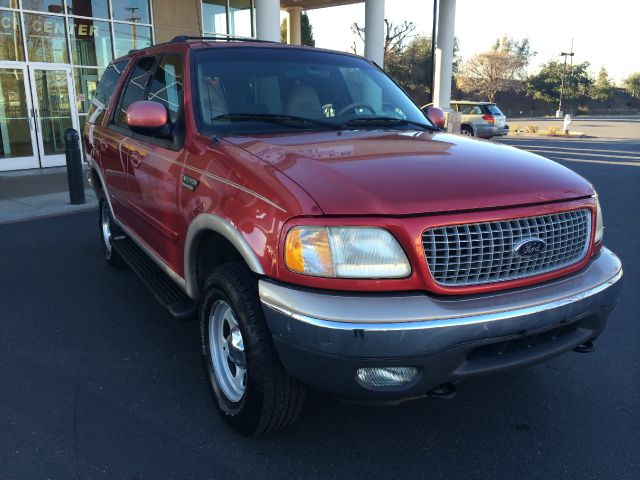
[423,101,508,139]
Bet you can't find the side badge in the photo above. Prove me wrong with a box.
[182,174,199,192]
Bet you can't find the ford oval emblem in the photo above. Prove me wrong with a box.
[515,238,546,257]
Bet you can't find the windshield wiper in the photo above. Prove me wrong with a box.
[340,117,438,131]
[212,113,339,130]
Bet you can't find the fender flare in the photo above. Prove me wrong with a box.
[184,214,265,299]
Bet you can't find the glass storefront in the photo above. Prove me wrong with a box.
[0,0,153,170]
[0,68,32,160]
[203,0,254,38]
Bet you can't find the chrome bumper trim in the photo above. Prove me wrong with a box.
[259,248,622,332]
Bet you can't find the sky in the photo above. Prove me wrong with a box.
[304,0,640,84]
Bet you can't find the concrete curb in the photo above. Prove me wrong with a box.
[0,189,97,225]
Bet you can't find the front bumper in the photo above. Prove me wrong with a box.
[260,248,622,401]
[495,125,509,136]
[473,123,498,138]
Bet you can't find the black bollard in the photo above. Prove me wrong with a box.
[64,128,85,205]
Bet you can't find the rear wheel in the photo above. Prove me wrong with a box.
[200,262,305,435]
[460,125,474,136]
[98,194,125,268]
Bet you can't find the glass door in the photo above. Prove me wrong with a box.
[28,64,79,168]
[0,64,39,171]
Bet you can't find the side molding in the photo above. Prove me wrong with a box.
[90,158,189,294]
[184,214,266,299]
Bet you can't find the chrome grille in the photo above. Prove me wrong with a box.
[422,209,591,286]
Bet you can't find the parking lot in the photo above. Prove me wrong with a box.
[1,136,638,479]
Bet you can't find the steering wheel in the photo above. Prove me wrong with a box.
[337,103,377,117]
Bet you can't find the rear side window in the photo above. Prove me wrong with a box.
[115,56,156,127]
[486,104,504,115]
[147,54,184,124]
[87,59,129,126]
[459,105,483,115]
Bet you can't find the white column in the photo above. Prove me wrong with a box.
[364,0,385,68]
[286,7,302,45]
[255,0,281,42]
[433,0,456,109]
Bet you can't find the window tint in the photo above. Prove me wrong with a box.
[459,104,483,115]
[87,59,128,126]
[115,56,156,127]
[147,54,184,124]
[486,104,503,115]
[193,48,429,136]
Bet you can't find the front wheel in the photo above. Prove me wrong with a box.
[200,262,305,435]
[98,194,125,268]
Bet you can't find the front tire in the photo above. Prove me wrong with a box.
[98,194,125,268]
[200,262,305,435]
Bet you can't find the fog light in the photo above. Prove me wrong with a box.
[356,367,418,388]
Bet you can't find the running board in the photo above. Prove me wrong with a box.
[112,235,197,321]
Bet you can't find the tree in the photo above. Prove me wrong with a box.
[623,72,640,99]
[526,60,594,105]
[385,35,432,104]
[280,12,315,46]
[350,20,416,64]
[491,35,535,65]
[301,12,315,47]
[456,36,535,102]
[591,66,616,102]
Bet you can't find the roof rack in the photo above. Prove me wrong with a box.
[171,34,277,44]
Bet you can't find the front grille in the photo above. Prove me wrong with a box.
[422,209,591,287]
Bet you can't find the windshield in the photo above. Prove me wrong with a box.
[192,46,432,136]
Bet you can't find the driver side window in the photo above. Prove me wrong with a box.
[147,54,184,124]
[115,56,156,128]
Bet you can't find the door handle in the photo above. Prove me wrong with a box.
[130,152,142,168]
[30,108,39,134]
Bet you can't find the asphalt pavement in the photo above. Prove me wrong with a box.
[507,115,640,139]
[0,137,638,479]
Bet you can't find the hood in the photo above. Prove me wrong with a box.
[225,130,594,216]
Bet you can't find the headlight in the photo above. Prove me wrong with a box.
[594,196,604,244]
[284,226,411,278]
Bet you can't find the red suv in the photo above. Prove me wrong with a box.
[84,37,622,435]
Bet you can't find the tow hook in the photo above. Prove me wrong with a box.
[427,382,458,400]
[573,340,595,353]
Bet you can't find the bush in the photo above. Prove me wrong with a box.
[527,125,539,133]
[547,126,561,136]
[511,123,520,132]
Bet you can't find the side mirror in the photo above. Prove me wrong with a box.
[127,100,170,137]
[424,106,446,130]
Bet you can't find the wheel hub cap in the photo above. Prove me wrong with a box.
[209,301,247,402]
[101,201,112,254]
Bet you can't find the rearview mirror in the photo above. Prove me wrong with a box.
[127,100,170,137]
[425,106,446,130]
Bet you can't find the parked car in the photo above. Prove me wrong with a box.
[84,37,622,436]
[422,100,509,138]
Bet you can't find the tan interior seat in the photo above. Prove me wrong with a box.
[284,84,322,118]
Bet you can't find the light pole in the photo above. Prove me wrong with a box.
[428,0,438,104]
[557,40,574,117]
[126,7,140,50]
